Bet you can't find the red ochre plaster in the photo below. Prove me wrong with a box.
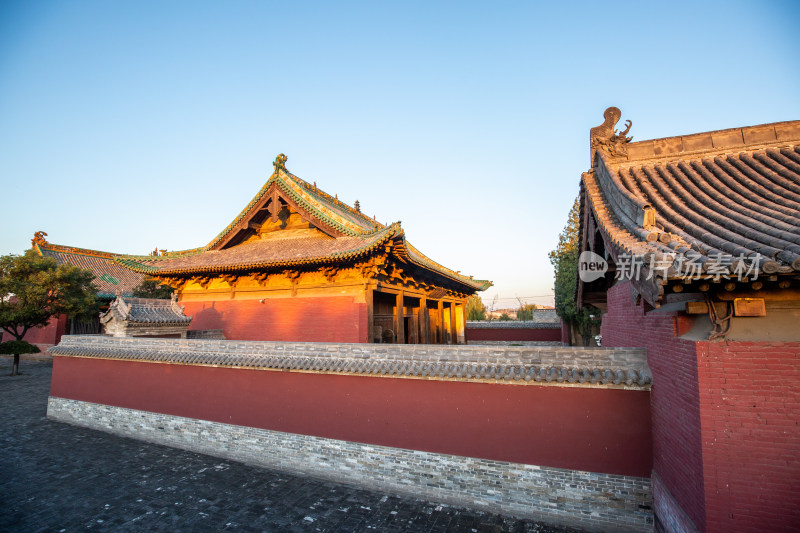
[601,280,800,533]
[50,356,652,477]
[182,297,367,343]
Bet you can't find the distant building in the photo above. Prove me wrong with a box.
[577,108,800,532]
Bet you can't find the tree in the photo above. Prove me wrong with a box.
[548,197,600,345]
[0,250,98,376]
[465,294,487,321]
[132,278,174,299]
[499,312,511,321]
[0,341,40,369]
[516,298,537,321]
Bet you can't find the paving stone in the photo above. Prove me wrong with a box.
[1,359,584,532]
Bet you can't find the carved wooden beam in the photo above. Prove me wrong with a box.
[191,276,212,289]
[286,269,302,296]
[158,276,186,290]
[321,266,338,283]
[221,274,238,287]
[270,190,281,223]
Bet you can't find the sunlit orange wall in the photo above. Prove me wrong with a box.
[182,297,367,343]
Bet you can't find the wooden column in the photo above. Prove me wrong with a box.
[456,302,465,344]
[437,299,444,344]
[366,286,374,343]
[449,301,457,345]
[419,296,428,344]
[395,290,405,344]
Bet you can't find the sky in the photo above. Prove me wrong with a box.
[1,1,798,308]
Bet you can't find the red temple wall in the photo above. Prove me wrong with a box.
[600,281,705,531]
[1,314,66,350]
[50,355,652,477]
[181,296,367,343]
[465,327,562,342]
[697,341,800,533]
[601,281,800,532]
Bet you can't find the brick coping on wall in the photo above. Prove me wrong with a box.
[51,335,652,390]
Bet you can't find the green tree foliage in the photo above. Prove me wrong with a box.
[132,278,174,299]
[499,312,512,321]
[548,197,600,345]
[465,294,487,321]
[516,302,537,321]
[0,250,98,376]
[0,340,40,357]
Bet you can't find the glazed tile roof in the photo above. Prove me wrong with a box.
[580,112,800,305]
[119,225,400,275]
[35,242,150,298]
[32,156,490,293]
[207,161,382,248]
[116,223,491,291]
[33,239,199,298]
[110,156,490,291]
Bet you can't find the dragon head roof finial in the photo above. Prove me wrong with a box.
[273,153,288,172]
[590,107,633,163]
[32,231,48,246]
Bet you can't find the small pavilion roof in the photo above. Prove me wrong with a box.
[100,296,192,325]
[579,110,800,306]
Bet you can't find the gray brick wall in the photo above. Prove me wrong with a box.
[48,397,653,532]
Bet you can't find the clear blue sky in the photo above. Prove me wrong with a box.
[1,1,798,308]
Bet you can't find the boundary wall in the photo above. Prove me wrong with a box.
[48,335,655,532]
[466,320,563,343]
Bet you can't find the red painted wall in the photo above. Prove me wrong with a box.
[466,327,562,342]
[697,341,800,533]
[181,297,367,343]
[601,281,705,531]
[601,281,800,533]
[1,314,65,350]
[50,356,652,477]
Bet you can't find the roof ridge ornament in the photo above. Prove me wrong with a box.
[273,153,288,173]
[590,107,633,162]
[32,231,48,246]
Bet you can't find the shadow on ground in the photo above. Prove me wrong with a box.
[0,358,586,532]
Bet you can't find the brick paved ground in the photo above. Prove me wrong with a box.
[1,358,586,533]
